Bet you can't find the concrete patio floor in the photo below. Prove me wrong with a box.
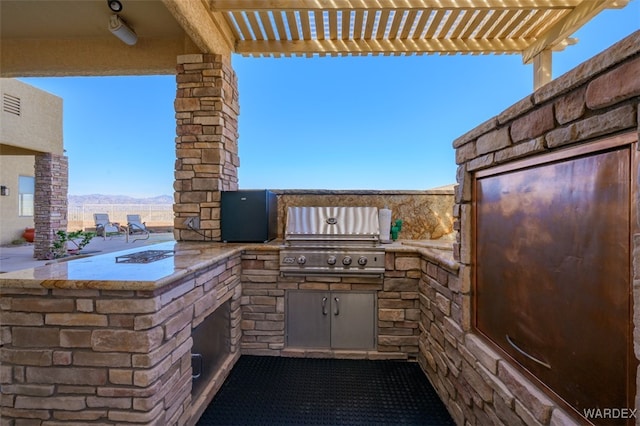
[0,232,175,273]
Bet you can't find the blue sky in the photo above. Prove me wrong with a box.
[21,1,639,197]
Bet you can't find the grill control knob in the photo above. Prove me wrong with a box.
[358,256,368,266]
[297,255,307,265]
[342,256,352,266]
[327,256,337,265]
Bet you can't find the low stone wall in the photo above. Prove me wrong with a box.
[439,30,640,426]
[240,248,423,359]
[0,254,243,425]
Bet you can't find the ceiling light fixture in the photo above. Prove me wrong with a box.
[108,14,137,46]
[107,0,123,12]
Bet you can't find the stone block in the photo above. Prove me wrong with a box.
[476,126,511,155]
[546,104,636,148]
[12,327,60,348]
[465,334,501,375]
[26,367,107,385]
[45,313,107,327]
[497,360,554,423]
[555,86,587,125]
[74,351,131,368]
[379,308,406,322]
[510,104,555,143]
[15,395,86,410]
[91,328,163,353]
[494,137,546,164]
[9,298,74,313]
[60,329,92,348]
[586,56,640,109]
[3,348,51,369]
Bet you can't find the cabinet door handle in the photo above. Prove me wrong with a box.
[191,353,203,379]
[334,297,340,315]
[322,297,328,315]
[506,334,551,369]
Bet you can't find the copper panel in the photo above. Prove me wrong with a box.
[475,146,632,421]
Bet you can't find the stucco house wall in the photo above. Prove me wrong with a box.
[0,78,64,246]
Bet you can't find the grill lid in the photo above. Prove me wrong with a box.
[285,206,380,243]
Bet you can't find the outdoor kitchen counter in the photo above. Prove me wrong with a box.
[0,239,455,290]
[0,241,272,290]
[389,239,458,272]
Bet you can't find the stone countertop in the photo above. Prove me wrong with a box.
[0,239,455,290]
[0,241,250,291]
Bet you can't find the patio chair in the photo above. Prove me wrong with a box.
[93,213,124,239]
[127,214,150,242]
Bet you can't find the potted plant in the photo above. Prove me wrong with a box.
[49,230,95,258]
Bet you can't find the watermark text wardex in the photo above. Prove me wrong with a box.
[583,408,637,419]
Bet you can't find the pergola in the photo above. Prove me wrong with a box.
[0,0,630,89]
[0,0,631,253]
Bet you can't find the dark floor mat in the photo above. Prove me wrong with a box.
[196,355,455,426]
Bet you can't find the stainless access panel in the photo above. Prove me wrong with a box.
[286,290,376,349]
[286,291,331,348]
[330,292,376,350]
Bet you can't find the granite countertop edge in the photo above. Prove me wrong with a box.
[0,239,456,290]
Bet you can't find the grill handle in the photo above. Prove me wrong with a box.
[334,297,340,316]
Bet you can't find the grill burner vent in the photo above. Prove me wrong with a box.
[115,250,174,264]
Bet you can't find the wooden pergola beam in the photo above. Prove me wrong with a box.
[522,0,629,63]
[236,37,531,56]
[210,0,583,10]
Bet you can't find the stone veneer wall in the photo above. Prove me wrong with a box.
[33,152,68,260]
[274,189,455,241]
[419,31,640,425]
[0,254,242,425]
[174,54,239,242]
[240,248,423,359]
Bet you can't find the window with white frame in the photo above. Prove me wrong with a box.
[18,175,34,216]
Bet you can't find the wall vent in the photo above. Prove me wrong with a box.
[3,93,21,116]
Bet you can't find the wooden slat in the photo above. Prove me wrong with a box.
[300,10,312,40]
[230,11,252,40]
[449,8,473,38]
[285,11,300,39]
[258,11,277,39]
[376,10,391,39]
[485,10,518,38]
[472,9,500,38]
[341,10,351,39]
[400,9,419,38]
[273,10,288,39]
[460,9,489,39]
[388,10,405,39]
[363,9,377,39]
[437,9,461,38]
[424,9,446,38]
[314,10,325,40]
[245,11,264,40]
[353,9,364,39]
[329,9,338,39]
[500,9,527,38]
[411,9,431,39]
[512,9,546,38]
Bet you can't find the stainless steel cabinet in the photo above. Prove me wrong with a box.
[286,291,376,349]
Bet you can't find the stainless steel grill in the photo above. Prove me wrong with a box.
[280,206,385,277]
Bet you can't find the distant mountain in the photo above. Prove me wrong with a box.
[69,194,173,205]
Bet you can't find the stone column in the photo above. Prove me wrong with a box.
[33,152,68,259]
[174,53,239,241]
